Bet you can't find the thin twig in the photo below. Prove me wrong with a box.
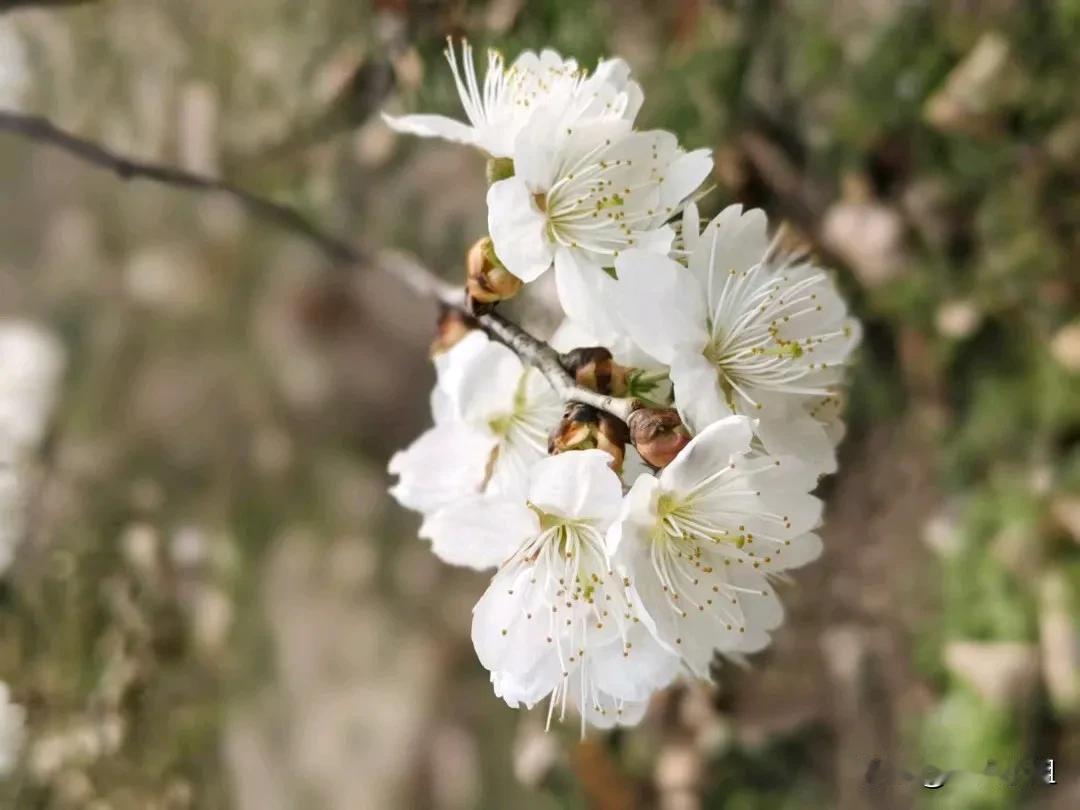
[477,310,639,422]
[374,249,460,305]
[0,109,641,423]
[0,110,364,266]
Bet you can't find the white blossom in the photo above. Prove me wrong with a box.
[488,122,711,331]
[0,682,25,777]
[388,331,561,568]
[470,450,679,732]
[608,416,824,677]
[0,320,65,577]
[0,21,29,111]
[0,320,66,455]
[609,204,859,472]
[383,42,863,727]
[383,41,643,159]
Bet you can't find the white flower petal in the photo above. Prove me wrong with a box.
[660,415,754,495]
[659,148,712,211]
[575,58,643,124]
[754,406,838,475]
[527,450,623,524]
[691,205,770,304]
[630,223,677,256]
[388,423,495,513]
[669,346,732,434]
[430,387,454,425]
[769,532,823,571]
[436,332,522,424]
[612,249,708,365]
[488,428,543,500]
[553,248,620,337]
[487,177,555,282]
[574,691,648,729]
[618,444,655,492]
[606,473,660,557]
[472,565,559,697]
[548,318,600,353]
[511,103,566,189]
[589,620,679,703]
[729,568,784,634]
[621,82,644,123]
[681,201,702,256]
[419,495,540,570]
[491,664,561,710]
[0,320,66,454]
[381,112,479,148]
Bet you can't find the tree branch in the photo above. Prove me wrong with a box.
[476,310,639,422]
[0,110,364,266]
[0,109,641,423]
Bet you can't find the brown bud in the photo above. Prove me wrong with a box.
[430,306,478,356]
[627,408,691,469]
[466,237,523,303]
[595,413,630,474]
[548,402,628,474]
[562,346,631,396]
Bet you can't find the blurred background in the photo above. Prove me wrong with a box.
[1,1,1079,808]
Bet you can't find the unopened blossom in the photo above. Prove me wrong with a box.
[560,346,623,395]
[548,403,629,475]
[0,681,25,777]
[609,416,824,676]
[549,317,666,401]
[548,320,669,482]
[383,40,643,159]
[488,121,712,329]
[389,331,561,568]
[610,204,859,472]
[470,450,679,732]
[626,408,691,470]
[466,236,522,303]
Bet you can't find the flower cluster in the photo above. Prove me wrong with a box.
[386,42,859,732]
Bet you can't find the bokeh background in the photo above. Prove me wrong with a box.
[1,1,1079,808]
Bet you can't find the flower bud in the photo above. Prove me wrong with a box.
[548,402,629,474]
[627,408,691,469]
[561,347,631,396]
[466,237,523,304]
[430,306,478,356]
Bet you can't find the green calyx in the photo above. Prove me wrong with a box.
[486,157,515,184]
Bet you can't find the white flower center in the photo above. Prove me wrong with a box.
[500,510,639,731]
[649,493,747,635]
[539,134,674,258]
[488,371,559,450]
[646,461,795,644]
[703,262,852,409]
